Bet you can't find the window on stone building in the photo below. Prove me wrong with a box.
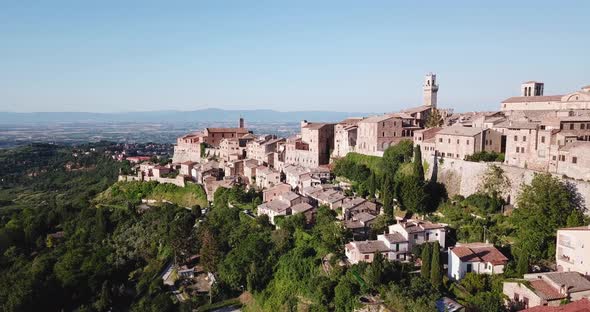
[553,156,557,161]
[582,124,586,130]
[514,136,518,142]
[516,147,520,153]
[523,136,526,142]
[560,155,565,161]
[467,140,470,145]
[573,157,578,164]
[456,139,459,144]
[448,139,451,143]
[541,136,545,143]
[570,124,575,130]
[439,138,442,143]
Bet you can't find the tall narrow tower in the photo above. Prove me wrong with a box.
[423,73,439,108]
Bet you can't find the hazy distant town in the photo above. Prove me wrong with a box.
[0,120,301,149]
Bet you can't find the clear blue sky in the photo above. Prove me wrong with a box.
[1,1,588,113]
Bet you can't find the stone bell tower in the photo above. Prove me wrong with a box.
[423,73,439,108]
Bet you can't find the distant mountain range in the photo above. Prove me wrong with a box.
[0,109,375,124]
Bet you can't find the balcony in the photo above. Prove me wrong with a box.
[558,254,574,264]
[558,236,575,249]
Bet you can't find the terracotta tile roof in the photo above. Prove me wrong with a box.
[258,199,291,213]
[341,197,366,210]
[360,114,399,123]
[502,95,564,103]
[543,272,590,293]
[344,219,366,229]
[338,117,364,125]
[437,126,485,137]
[206,127,249,133]
[303,122,334,130]
[350,240,390,254]
[381,232,407,243]
[559,141,590,152]
[494,120,539,129]
[522,298,590,311]
[291,202,314,214]
[397,219,447,233]
[402,105,432,114]
[181,133,202,139]
[528,279,566,300]
[450,243,508,265]
[352,212,377,223]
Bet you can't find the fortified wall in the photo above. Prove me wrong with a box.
[424,156,590,210]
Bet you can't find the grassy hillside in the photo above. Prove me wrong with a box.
[94,180,208,208]
[338,152,383,175]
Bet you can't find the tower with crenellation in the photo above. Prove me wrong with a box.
[423,73,439,108]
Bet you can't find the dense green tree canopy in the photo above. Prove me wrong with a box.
[512,173,584,261]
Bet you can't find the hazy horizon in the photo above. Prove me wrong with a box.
[1,1,589,113]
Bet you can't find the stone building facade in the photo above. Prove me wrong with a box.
[356,114,418,156]
[332,117,363,158]
[284,121,335,168]
[172,118,250,163]
[415,126,502,160]
[501,82,590,113]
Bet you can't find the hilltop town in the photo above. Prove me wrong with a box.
[109,74,590,311]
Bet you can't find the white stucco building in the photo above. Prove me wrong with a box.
[345,233,409,264]
[556,225,590,276]
[447,242,508,281]
[388,218,448,249]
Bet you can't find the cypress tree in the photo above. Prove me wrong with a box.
[413,145,425,181]
[367,171,377,198]
[517,254,529,276]
[381,174,395,216]
[421,243,432,279]
[430,241,442,287]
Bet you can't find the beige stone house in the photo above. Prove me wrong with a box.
[388,218,448,249]
[554,142,590,180]
[246,135,285,166]
[503,272,590,309]
[345,232,410,264]
[356,114,418,156]
[256,191,309,225]
[255,166,281,189]
[501,82,590,113]
[284,121,335,168]
[172,118,250,163]
[416,126,502,160]
[332,117,363,158]
[262,183,291,202]
[243,159,259,183]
